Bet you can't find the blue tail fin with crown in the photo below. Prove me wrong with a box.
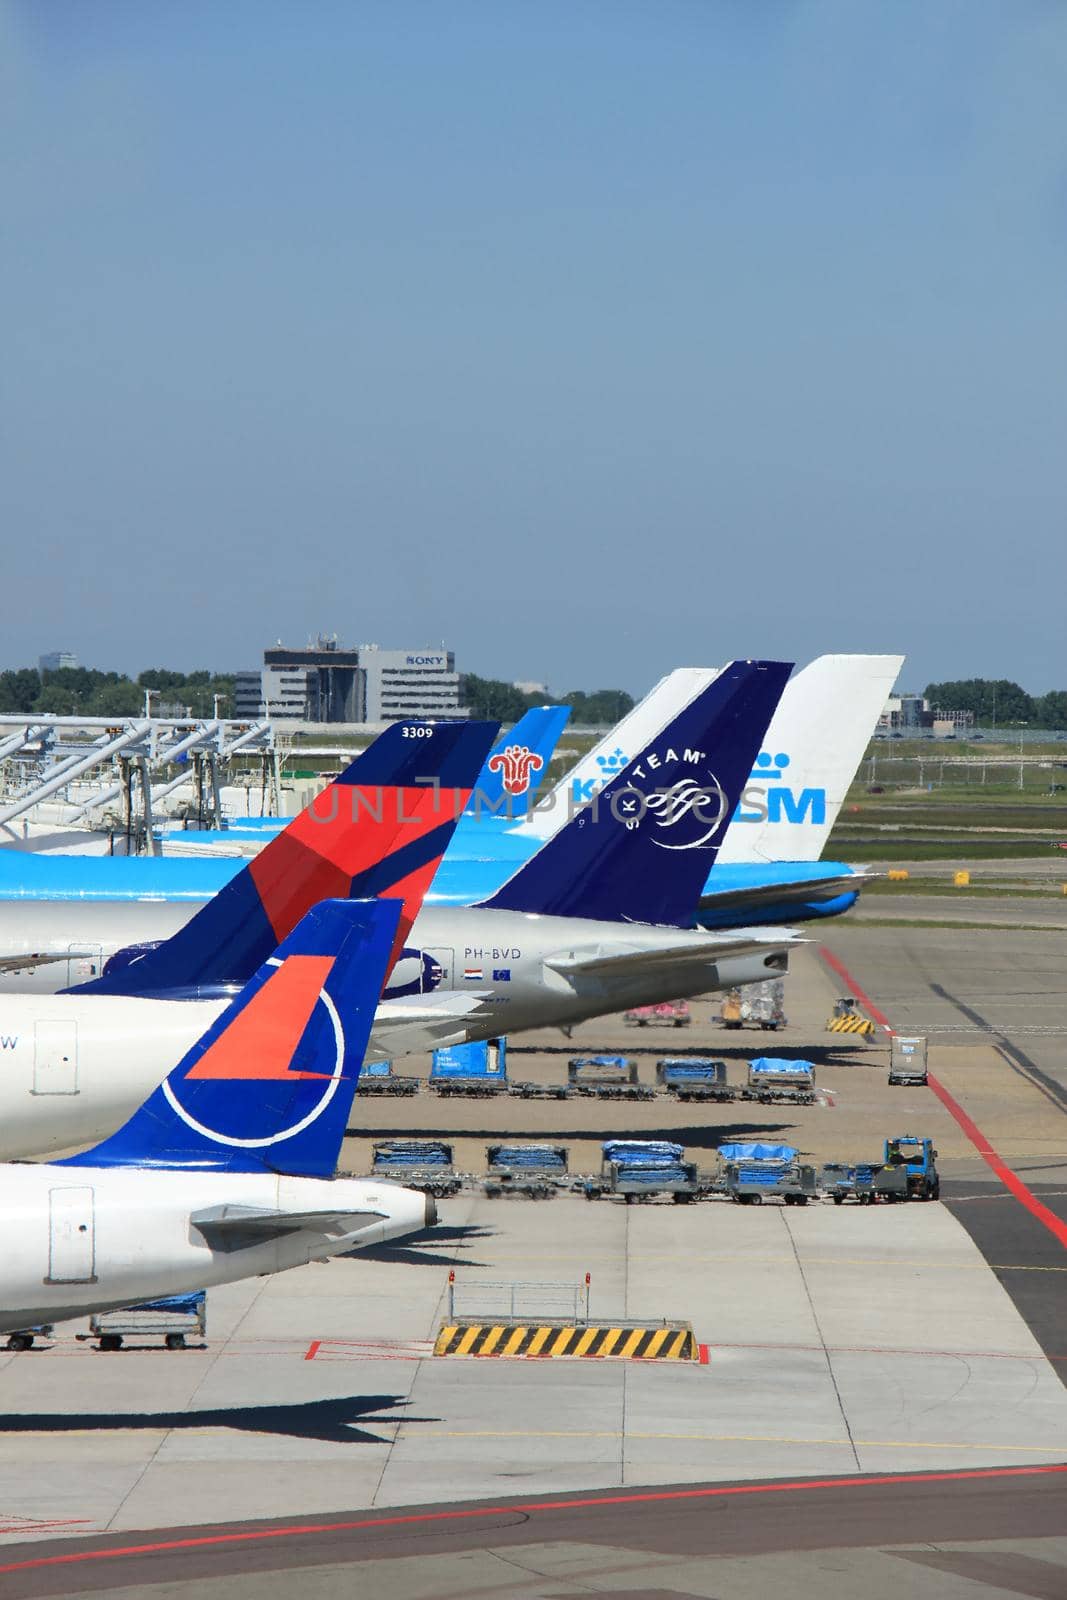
[63,899,401,1176]
[480,662,792,926]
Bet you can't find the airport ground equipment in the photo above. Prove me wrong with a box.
[371,1140,463,1198]
[483,1143,569,1199]
[584,1140,700,1204]
[5,1324,53,1351]
[722,1143,816,1206]
[889,1035,929,1086]
[623,1000,691,1028]
[741,1057,816,1104]
[567,1055,655,1101]
[656,1057,735,1102]
[357,1060,421,1097]
[826,996,877,1038]
[80,1293,207,1351]
[719,979,786,1031]
[508,1076,570,1101]
[435,1271,696,1359]
[819,1162,879,1204]
[430,1038,508,1097]
[880,1135,940,1200]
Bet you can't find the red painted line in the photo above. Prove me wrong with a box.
[1,1466,1064,1577]
[698,1343,710,1365]
[819,946,1067,1253]
[303,1340,321,1363]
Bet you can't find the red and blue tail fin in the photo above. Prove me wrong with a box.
[78,720,497,997]
[62,899,401,1176]
[480,661,792,926]
[470,705,570,819]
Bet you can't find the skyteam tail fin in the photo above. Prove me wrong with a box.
[470,705,570,819]
[715,654,904,867]
[64,899,401,1176]
[77,720,498,997]
[521,669,721,841]
[481,661,792,925]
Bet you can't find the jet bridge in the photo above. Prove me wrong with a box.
[0,715,276,851]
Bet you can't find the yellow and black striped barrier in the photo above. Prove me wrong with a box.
[826,1012,876,1037]
[433,1321,697,1360]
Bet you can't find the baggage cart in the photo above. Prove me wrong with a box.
[81,1293,206,1351]
[430,1039,508,1098]
[484,1143,569,1199]
[567,1056,655,1101]
[584,1141,699,1204]
[358,1060,421,1097]
[656,1057,734,1102]
[741,1057,816,1105]
[371,1140,463,1198]
[624,1000,691,1028]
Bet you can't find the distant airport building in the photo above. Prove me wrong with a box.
[235,636,464,724]
[39,651,79,674]
[877,692,931,733]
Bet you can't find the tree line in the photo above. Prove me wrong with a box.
[925,678,1067,730]
[0,667,237,719]
[459,673,634,726]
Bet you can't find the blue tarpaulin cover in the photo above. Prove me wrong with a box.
[749,1058,814,1077]
[717,1142,798,1162]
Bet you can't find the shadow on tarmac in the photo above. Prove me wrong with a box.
[0,1393,436,1444]
[354,1223,496,1268]
[355,1122,797,1153]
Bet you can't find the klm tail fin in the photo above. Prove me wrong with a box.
[64,900,401,1176]
[481,661,792,926]
[469,705,570,819]
[77,720,498,997]
[716,654,904,867]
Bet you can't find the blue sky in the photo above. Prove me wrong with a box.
[3,2,1065,695]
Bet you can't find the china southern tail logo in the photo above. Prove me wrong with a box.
[488,743,544,796]
[736,752,826,826]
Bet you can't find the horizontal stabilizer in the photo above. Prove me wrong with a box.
[544,930,801,982]
[191,1203,385,1251]
[698,869,877,913]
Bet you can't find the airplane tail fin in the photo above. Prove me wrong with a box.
[470,705,571,819]
[521,669,721,841]
[76,720,498,997]
[715,654,904,866]
[63,899,401,1176]
[481,661,792,926]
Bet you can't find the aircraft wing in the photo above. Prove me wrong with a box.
[0,950,77,974]
[191,1204,386,1251]
[369,993,490,1059]
[544,930,802,982]
[697,869,877,914]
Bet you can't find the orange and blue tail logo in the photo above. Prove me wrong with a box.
[64,900,402,1176]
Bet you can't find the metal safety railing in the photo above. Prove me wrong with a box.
[446,1271,592,1324]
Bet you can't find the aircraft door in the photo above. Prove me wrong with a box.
[33,1020,78,1095]
[47,1186,96,1283]
[423,949,453,992]
[66,944,103,987]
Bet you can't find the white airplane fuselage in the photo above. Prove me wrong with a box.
[0,1164,430,1334]
[0,907,791,1160]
